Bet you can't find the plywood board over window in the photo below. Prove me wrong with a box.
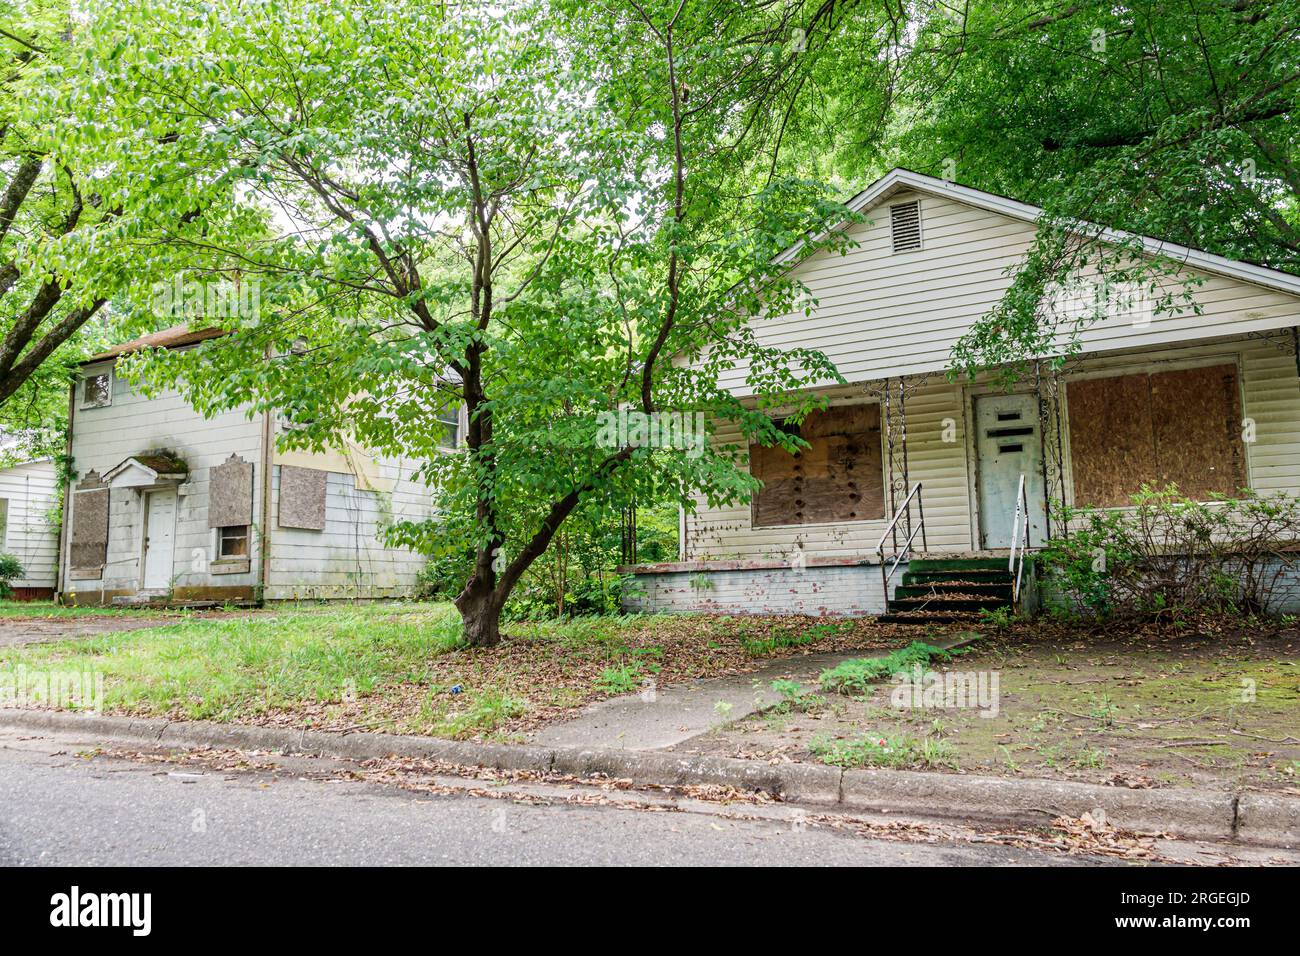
[208,453,254,529]
[750,404,884,527]
[1068,363,1246,507]
[278,465,328,530]
[69,471,110,579]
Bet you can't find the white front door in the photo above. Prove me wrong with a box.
[975,394,1047,549]
[142,489,177,590]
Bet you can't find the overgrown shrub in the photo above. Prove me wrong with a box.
[1041,485,1300,619]
[415,548,474,601]
[0,553,24,598]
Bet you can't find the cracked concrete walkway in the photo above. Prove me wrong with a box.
[529,635,976,751]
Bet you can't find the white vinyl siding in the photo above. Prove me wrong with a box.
[0,460,59,589]
[685,334,1300,561]
[717,191,1300,395]
[264,459,433,600]
[64,373,266,596]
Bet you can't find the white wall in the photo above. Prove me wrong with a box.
[0,459,59,589]
[63,363,265,598]
[716,190,1300,395]
[263,455,434,601]
[685,335,1300,561]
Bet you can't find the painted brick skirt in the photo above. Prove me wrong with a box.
[622,561,893,617]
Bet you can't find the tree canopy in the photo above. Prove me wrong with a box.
[6,0,1295,636]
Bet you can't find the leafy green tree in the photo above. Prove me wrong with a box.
[0,0,231,451]
[885,0,1300,378]
[95,0,921,644]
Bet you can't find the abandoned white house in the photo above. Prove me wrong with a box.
[59,326,444,605]
[0,443,60,599]
[623,169,1300,618]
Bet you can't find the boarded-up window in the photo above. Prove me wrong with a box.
[208,453,254,529]
[278,465,328,530]
[750,404,885,527]
[1067,363,1246,507]
[69,472,110,579]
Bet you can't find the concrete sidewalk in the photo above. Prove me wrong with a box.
[528,635,976,751]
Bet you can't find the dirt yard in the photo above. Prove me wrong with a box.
[0,602,256,647]
[672,619,1300,793]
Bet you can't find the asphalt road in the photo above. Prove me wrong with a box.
[0,730,1101,867]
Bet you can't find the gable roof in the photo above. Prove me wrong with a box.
[83,324,229,365]
[102,453,189,487]
[774,168,1300,301]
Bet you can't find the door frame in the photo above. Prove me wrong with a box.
[963,384,1044,551]
[139,486,178,592]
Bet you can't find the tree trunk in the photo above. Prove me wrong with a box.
[455,576,504,647]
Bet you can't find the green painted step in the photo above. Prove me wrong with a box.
[908,557,1019,573]
[902,569,1012,586]
[895,582,1012,600]
[889,596,1008,613]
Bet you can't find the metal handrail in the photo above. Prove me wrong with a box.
[876,482,926,613]
[1008,473,1031,605]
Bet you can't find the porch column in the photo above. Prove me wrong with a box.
[1034,359,1071,541]
[875,374,929,550]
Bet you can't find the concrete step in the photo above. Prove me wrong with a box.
[903,569,1013,586]
[888,596,1009,613]
[895,582,1013,600]
[908,557,1013,573]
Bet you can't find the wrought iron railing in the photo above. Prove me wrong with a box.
[1008,473,1031,605]
[876,482,926,614]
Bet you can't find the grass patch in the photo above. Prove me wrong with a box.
[434,689,527,738]
[810,733,957,770]
[819,641,961,695]
[0,603,465,721]
[769,678,825,714]
[1,604,919,740]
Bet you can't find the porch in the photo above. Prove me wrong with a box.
[622,330,1300,619]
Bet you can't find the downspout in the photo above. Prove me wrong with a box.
[54,380,76,602]
[258,406,273,606]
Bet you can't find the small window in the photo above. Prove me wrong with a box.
[81,370,112,409]
[219,525,249,558]
[437,408,461,449]
[889,200,922,253]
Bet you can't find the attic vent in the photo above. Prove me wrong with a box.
[889,200,922,252]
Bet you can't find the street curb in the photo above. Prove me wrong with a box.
[3,708,1295,848]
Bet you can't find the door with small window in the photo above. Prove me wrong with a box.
[974,394,1047,549]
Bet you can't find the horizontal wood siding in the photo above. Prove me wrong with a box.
[0,460,59,588]
[263,457,433,601]
[685,381,973,561]
[64,370,265,598]
[686,335,1300,561]
[718,191,1300,396]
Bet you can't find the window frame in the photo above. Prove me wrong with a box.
[436,406,465,451]
[80,367,113,410]
[748,399,888,529]
[217,524,250,559]
[1061,355,1249,508]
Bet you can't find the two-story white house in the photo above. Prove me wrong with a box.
[59,325,444,605]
